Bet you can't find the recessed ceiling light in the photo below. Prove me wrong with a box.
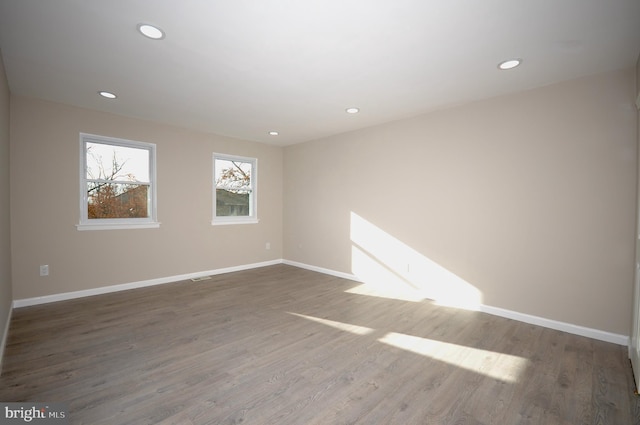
[346,107,360,114]
[137,23,165,40]
[498,59,522,70]
[269,131,279,136]
[98,91,117,99]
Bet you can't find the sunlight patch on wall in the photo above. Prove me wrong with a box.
[288,312,375,335]
[378,332,528,384]
[350,246,426,302]
[350,212,482,309]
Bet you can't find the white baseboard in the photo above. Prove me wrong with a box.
[0,301,13,374]
[479,305,628,346]
[13,260,283,308]
[11,258,630,347]
[282,259,359,282]
[284,260,630,346]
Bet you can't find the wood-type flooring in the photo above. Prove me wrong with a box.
[1,264,639,424]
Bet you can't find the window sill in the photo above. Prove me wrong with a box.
[211,218,260,226]
[76,221,161,231]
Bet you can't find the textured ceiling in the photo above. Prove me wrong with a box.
[1,0,639,146]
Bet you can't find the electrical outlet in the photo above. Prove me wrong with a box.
[40,265,49,276]
[266,242,271,250]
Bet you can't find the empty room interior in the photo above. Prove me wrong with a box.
[2,1,640,424]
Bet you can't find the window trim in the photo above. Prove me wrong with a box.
[77,133,159,231]
[212,153,258,226]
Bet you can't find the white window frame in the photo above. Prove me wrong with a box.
[77,133,159,231]
[212,153,258,225]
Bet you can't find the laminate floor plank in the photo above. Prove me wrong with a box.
[1,264,639,424]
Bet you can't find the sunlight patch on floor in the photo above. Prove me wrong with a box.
[378,332,528,383]
[288,312,375,335]
[289,312,528,383]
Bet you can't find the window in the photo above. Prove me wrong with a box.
[78,133,158,231]
[213,153,258,225]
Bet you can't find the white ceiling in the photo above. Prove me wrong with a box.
[1,0,639,146]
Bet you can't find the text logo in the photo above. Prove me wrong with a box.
[1,403,68,424]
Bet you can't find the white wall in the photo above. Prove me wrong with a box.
[0,50,12,365]
[284,68,638,336]
[10,96,283,299]
[5,65,638,341]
